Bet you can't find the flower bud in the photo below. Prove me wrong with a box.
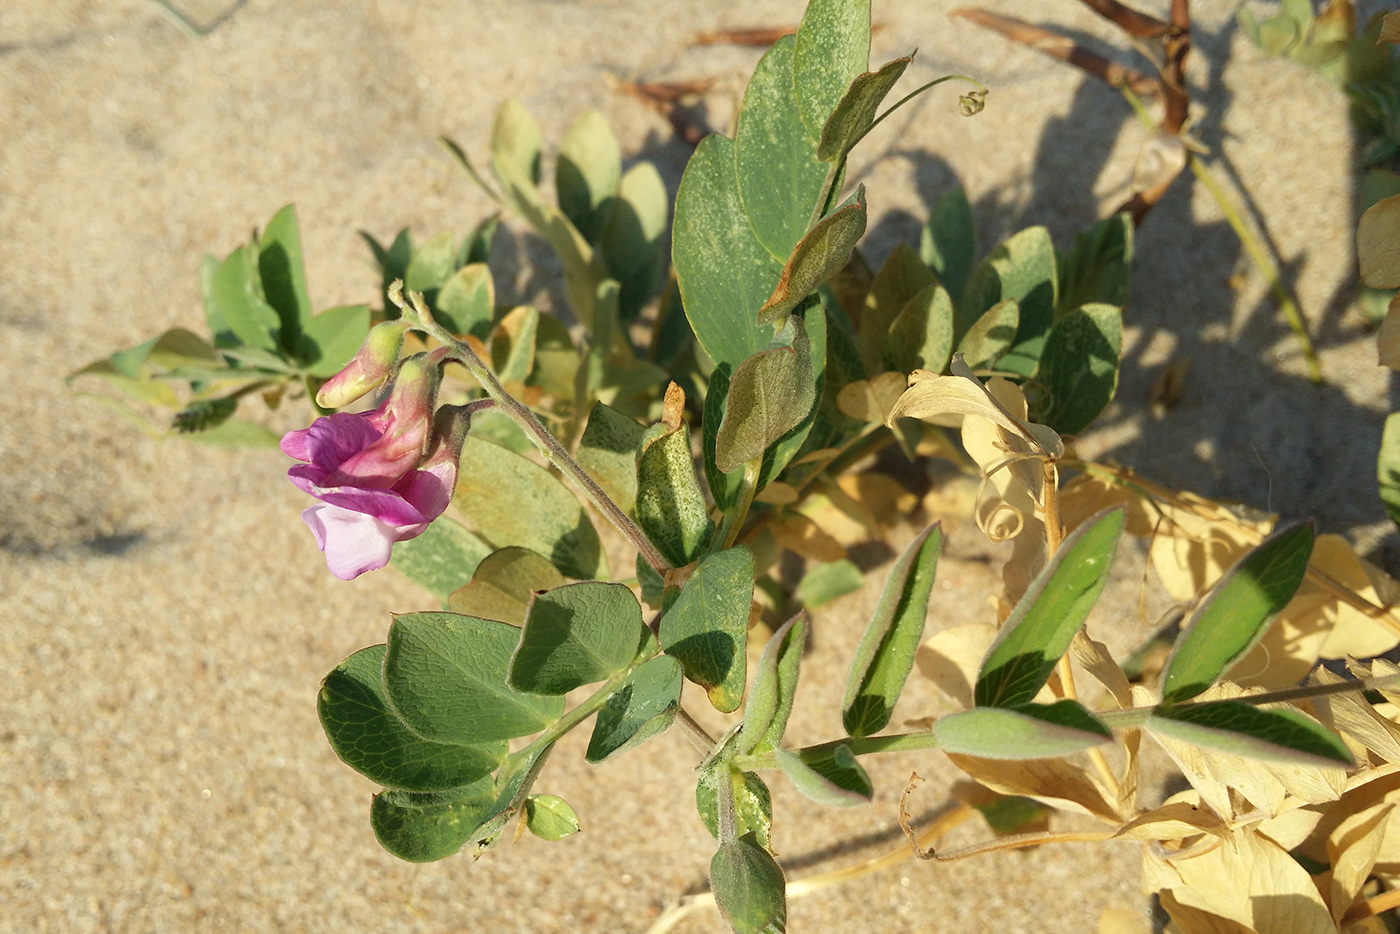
[327,356,439,486]
[315,320,411,409]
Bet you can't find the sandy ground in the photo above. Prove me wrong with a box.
[2,0,1393,931]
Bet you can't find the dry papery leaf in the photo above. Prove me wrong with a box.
[1383,11,1400,45]
[768,512,847,562]
[915,622,998,710]
[1358,195,1400,289]
[836,371,907,424]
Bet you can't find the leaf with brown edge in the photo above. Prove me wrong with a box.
[758,186,868,327]
[836,371,907,423]
[817,55,912,163]
[714,321,815,473]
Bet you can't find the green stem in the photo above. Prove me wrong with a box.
[392,283,672,574]
[861,75,988,146]
[1119,87,1321,384]
[732,730,944,772]
[716,459,762,551]
[507,664,640,771]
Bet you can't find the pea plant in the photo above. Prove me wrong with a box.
[75,2,1400,931]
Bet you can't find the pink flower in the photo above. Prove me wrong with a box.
[281,359,463,580]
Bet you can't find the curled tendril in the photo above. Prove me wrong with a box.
[958,90,987,117]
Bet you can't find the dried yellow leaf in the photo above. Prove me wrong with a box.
[1114,800,1226,842]
[836,472,917,526]
[945,752,1124,824]
[915,622,997,709]
[1382,11,1400,43]
[1358,194,1400,289]
[754,481,798,505]
[836,371,908,423]
[769,513,847,562]
[1071,631,1134,709]
[1313,667,1400,764]
[1255,807,1324,852]
[1327,801,1395,923]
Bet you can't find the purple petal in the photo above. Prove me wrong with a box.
[302,413,382,471]
[280,427,314,462]
[402,463,454,523]
[300,503,398,580]
[297,478,430,528]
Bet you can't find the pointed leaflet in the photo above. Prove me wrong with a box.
[208,245,280,352]
[509,581,646,695]
[384,612,563,744]
[673,134,781,368]
[369,779,496,863]
[737,614,805,755]
[577,402,645,515]
[818,56,911,163]
[300,304,371,378]
[934,701,1112,759]
[961,226,1058,377]
[921,186,977,307]
[1146,701,1351,767]
[884,283,955,375]
[448,546,565,627]
[1058,212,1133,313]
[319,645,505,792]
[714,321,815,474]
[454,436,608,580]
[696,769,773,850]
[586,655,683,762]
[390,517,491,599]
[956,299,1018,371]
[757,306,828,489]
[635,424,713,567]
[257,204,312,358]
[556,109,620,244]
[758,186,867,327]
[736,35,831,261]
[975,509,1124,708]
[711,833,788,934]
[660,547,754,713]
[1160,522,1314,705]
[843,523,942,736]
[774,744,873,807]
[1030,303,1121,435]
[793,0,872,144]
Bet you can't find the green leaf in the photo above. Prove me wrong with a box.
[300,304,371,378]
[489,304,538,386]
[258,204,312,358]
[1146,701,1352,767]
[1030,303,1121,435]
[1380,413,1400,533]
[600,162,669,321]
[1058,212,1133,313]
[818,56,911,162]
[711,832,788,934]
[736,34,831,261]
[454,436,608,580]
[147,328,221,371]
[1160,522,1315,705]
[934,701,1112,759]
[369,780,497,863]
[884,282,955,374]
[509,581,645,695]
[390,518,491,600]
[793,0,871,144]
[209,245,281,352]
[920,186,976,307]
[464,742,557,854]
[673,134,781,369]
[447,546,566,626]
[524,794,580,841]
[435,263,495,339]
[586,655,683,762]
[962,226,1058,377]
[556,110,621,244]
[319,644,505,792]
[703,364,746,512]
[757,307,828,489]
[955,299,1019,371]
[404,231,458,292]
[774,744,872,807]
[577,402,645,515]
[860,243,937,374]
[795,558,865,607]
[384,611,563,744]
[461,213,499,267]
[715,321,815,474]
[636,424,713,567]
[975,508,1124,707]
[200,254,234,347]
[737,614,805,755]
[843,522,942,736]
[660,547,755,713]
[491,99,543,190]
[757,185,868,327]
[362,228,413,317]
[696,769,773,849]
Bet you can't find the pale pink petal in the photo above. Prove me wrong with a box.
[300,503,398,580]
